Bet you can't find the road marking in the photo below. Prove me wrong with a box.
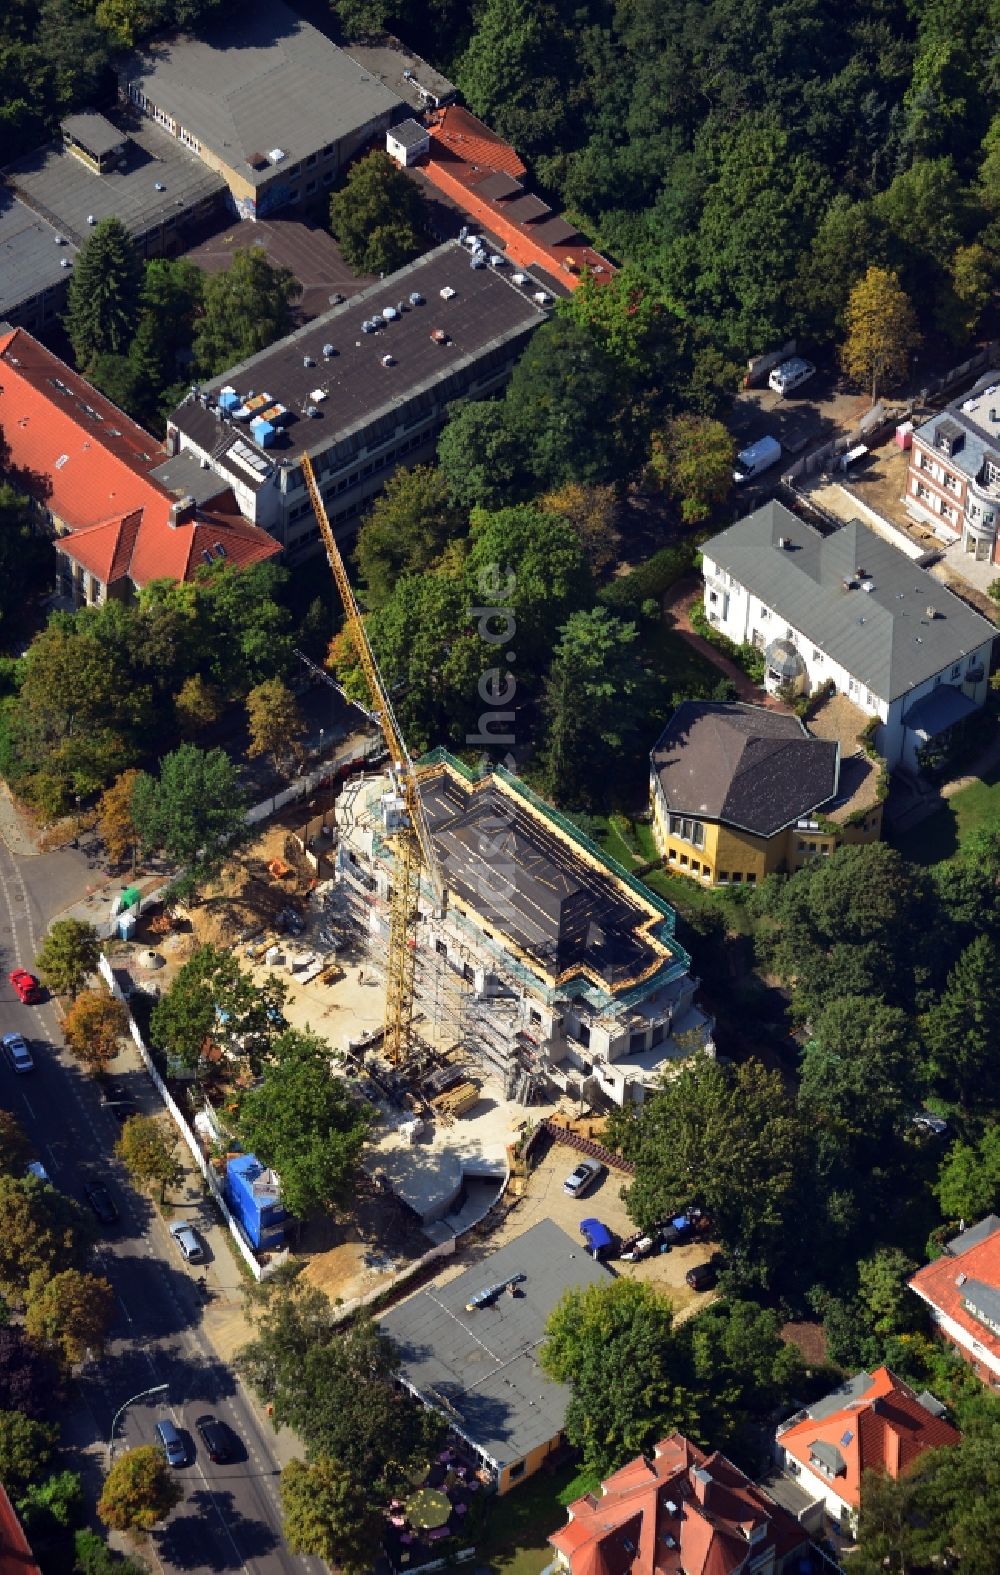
[20,1094,36,1119]
[43,1144,58,1171]
[117,1296,132,1324]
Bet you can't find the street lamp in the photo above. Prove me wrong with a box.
[108,1383,169,1463]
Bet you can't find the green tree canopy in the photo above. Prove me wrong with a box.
[540,1278,694,1477]
[35,918,101,998]
[504,316,634,489]
[436,400,524,512]
[355,465,463,608]
[237,1288,439,1487]
[466,504,591,677]
[608,1058,805,1284]
[24,1268,115,1366]
[539,607,652,809]
[798,996,919,1151]
[936,1126,1000,1222]
[0,484,53,642]
[329,150,429,274]
[280,1456,383,1571]
[235,1029,371,1216]
[0,1173,94,1300]
[131,743,249,896]
[246,678,306,777]
[194,249,300,377]
[115,1116,183,1203]
[0,1409,58,1496]
[97,1445,182,1533]
[922,935,1000,1117]
[149,942,288,1072]
[648,413,734,524]
[64,217,143,370]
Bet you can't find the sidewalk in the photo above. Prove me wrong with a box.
[110,1032,308,1472]
[0,781,43,855]
[662,580,788,710]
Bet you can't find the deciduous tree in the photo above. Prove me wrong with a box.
[922,935,1000,1116]
[64,217,143,369]
[0,1174,93,1299]
[541,482,622,576]
[0,1410,58,1496]
[0,1110,32,1176]
[798,997,918,1150]
[97,1446,182,1533]
[63,988,128,1075]
[648,414,734,524]
[466,504,591,677]
[35,918,101,998]
[149,943,287,1071]
[0,1327,65,1420]
[235,1029,371,1217]
[539,608,651,809]
[608,1059,805,1284]
[173,674,223,738]
[97,770,142,870]
[329,150,428,274]
[436,400,524,512]
[73,1529,149,1575]
[936,1126,1000,1222]
[131,743,249,896]
[25,1269,115,1366]
[355,465,463,607]
[193,249,300,377]
[246,679,306,777]
[280,1456,382,1571]
[0,484,53,640]
[504,317,633,489]
[115,1116,183,1203]
[541,1279,695,1477]
[840,266,920,402]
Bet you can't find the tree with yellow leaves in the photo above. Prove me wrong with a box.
[840,266,920,403]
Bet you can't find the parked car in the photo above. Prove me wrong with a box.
[686,1261,718,1292]
[196,1414,234,1463]
[911,1112,949,1137]
[2,1032,34,1074]
[563,1157,604,1198]
[100,1082,135,1123]
[169,1221,205,1263]
[26,1160,51,1183]
[83,1179,119,1225]
[768,356,816,396]
[155,1418,186,1468]
[9,968,42,1003]
[579,1218,615,1260]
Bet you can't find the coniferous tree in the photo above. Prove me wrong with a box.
[63,217,143,370]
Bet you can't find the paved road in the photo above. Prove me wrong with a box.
[0,834,324,1575]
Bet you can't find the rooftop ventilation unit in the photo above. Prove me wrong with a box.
[409,292,424,305]
[512,271,527,286]
[533,290,551,305]
[309,389,327,403]
[87,214,96,225]
[383,306,398,320]
[926,605,938,619]
[470,255,486,269]
[361,320,374,334]
[956,1272,968,1286]
[778,535,791,548]
[60,258,71,268]
[54,235,66,245]
[322,342,335,357]
[440,286,457,301]
[382,353,394,367]
[268,148,286,164]
[489,253,505,267]
[303,355,315,367]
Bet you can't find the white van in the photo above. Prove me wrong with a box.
[768,356,815,396]
[733,435,782,484]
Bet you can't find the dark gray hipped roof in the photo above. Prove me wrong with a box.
[947,1214,1000,1254]
[913,372,1000,482]
[963,1278,1000,1328]
[903,685,980,738]
[381,1220,612,1468]
[650,702,839,837]
[702,503,995,701]
[806,1372,875,1420]
[123,0,402,185]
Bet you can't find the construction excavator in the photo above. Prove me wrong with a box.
[301,453,443,1064]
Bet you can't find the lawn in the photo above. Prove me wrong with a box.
[641,622,725,702]
[475,1462,600,1575]
[890,768,1000,866]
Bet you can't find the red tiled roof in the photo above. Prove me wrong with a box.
[427,105,527,180]
[776,1367,960,1511]
[549,1434,807,1575]
[422,107,615,293]
[0,1480,40,1575]
[0,327,280,589]
[910,1218,1000,1375]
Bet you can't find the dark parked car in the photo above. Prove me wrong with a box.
[100,1083,135,1123]
[686,1261,718,1293]
[196,1414,234,1463]
[83,1179,119,1225]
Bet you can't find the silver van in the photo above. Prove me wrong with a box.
[768,356,815,396]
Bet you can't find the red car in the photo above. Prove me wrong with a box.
[9,969,43,1004]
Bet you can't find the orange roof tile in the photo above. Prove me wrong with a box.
[427,105,527,180]
[549,1434,806,1575]
[776,1367,960,1510]
[1,327,280,590]
[910,1218,1000,1376]
[0,1480,41,1575]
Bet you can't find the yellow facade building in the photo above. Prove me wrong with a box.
[650,702,881,888]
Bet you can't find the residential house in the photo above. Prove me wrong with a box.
[909,1215,1000,1387]
[906,373,1000,564]
[549,1433,810,1575]
[701,503,994,773]
[381,1220,615,1493]
[0,1480,41,1575]
[773,1367,960,1538]
[121,0,404,221]
[167,240,549,558]
[649,701,882,889]
[0,324,279,603]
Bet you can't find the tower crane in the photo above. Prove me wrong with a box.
[301,453,443,1065]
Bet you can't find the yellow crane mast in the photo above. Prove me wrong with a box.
[301,453,442,1064]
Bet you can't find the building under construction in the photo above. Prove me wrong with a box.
[332,749,713,1107]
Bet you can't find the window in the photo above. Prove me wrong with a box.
[731,872,742,883]
[306,152,318,167]
[529,1009,541,1025]
[865,690,874,707]
[752,629,765,650]
[462,963,474,982]
[717,871,729,884]
[435,939,446,957]
[746,872,757,885]
[508,1461,525,1481]
[690,859,700,873]
[305,179,317,193]
[759,606,769,619]
[917,481,932,502]
[944,471,959,493]
[952,663,961,678]
[679,853,689,867]
[812,649,823,662]
[629,1030,645,1052]
[669,815,705,849]
[797,841,807,853]
[987,460,1000,487]
[708,590,718,604]
[578,1022,591,1048]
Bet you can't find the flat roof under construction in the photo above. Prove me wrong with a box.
[419,754,685,997]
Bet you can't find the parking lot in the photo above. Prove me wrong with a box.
[483,1140,717,1319]
[731,363,872,460]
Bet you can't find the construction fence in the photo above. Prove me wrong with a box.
[98,952,278,1282]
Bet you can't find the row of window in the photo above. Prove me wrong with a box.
[914,478,960,525]
[668,814,705,849]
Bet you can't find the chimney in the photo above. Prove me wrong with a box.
[884,1424,902,1479]
[926,605,938,619]
[690,1466,712,1505]
[168,494,196,528]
